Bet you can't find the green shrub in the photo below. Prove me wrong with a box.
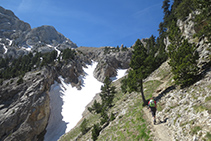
[17,77,23,85]
[62,48,75,60]
[191,126,201,135]
[205,96,211,102]
[0,79,3,85]
[110,112,115,121]
[91,123,101,141]
[206,132,211,141]
[80,118,88,135]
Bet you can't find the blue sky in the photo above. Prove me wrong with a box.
[0,0,165,47]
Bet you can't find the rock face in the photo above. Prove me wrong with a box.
[76,47,132,82]
[0,67,57,141]
[23,25,77,50]
[93,50,132,82]
[177,13,196,42]
[0,6,77,58]
[0,6,31,37]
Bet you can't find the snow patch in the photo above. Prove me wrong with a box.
[0,43,8,54]
[54,46,61,58]
[21,46,32,51]
[110,69,127,81]
[6,38,13,46]
[47,44,61,58]
[2,44,8,54]
[44,62,128,141]
[45,62,102,141]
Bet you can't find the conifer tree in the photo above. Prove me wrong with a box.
[80,118,88,135]
[168,19,199,87]
[162,0,174,29]
[168,39,199,87]
[162,0,171,22]
[100,77,116,109]
[127,39,149,105]
[175,0,196,20]
[91,123,101,141]
[88,100,102,114]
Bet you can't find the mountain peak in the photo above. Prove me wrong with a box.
[0,6,77,58]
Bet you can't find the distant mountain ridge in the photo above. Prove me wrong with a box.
[0,6,77,58]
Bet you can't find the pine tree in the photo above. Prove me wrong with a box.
[127,39,149,105]
[120,78,128,93]
[100,109,109,125]
[162,0,171,28]
[162,0,171,18]
[100,77,116,109]
[146,35,156,56]
[175,0,196,20]
[88,100,102,114]
[168,19,199,87]
[168,39,199,87]
[91,123,101,141]
[80,118,88,135]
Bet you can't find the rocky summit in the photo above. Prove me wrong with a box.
[0,6,77,59]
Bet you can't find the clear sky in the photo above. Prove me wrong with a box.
[0,0,165,47]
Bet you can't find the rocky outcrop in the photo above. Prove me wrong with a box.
[177,13,196,42]
[0,67,57,141]
[77,47,132,82]
[94,50,132,82]
[60,60,84,89]
[196,38,211,70]
[177,12,211,69]
[156,68,211,141]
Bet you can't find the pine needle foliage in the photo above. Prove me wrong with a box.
[168,20,199,87]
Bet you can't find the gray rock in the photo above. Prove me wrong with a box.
[0,67,57,141]
[76,47,132,82]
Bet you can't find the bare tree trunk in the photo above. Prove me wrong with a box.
[140,79,147,105]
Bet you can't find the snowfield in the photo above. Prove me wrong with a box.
[44,62,127,141]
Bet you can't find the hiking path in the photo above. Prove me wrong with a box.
[143,76,174,141]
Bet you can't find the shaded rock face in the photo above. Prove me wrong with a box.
[94,50,132,82]
[0,6,77,58]
[0,67,56,141]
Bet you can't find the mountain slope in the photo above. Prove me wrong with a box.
[59,59,211,141]
[1,1,211,141]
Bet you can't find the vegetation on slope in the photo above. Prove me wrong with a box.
[59,75,167,141]
[60,0,211,140]
[0,48,76,84]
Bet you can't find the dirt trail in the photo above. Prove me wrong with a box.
[143,78,173,141]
